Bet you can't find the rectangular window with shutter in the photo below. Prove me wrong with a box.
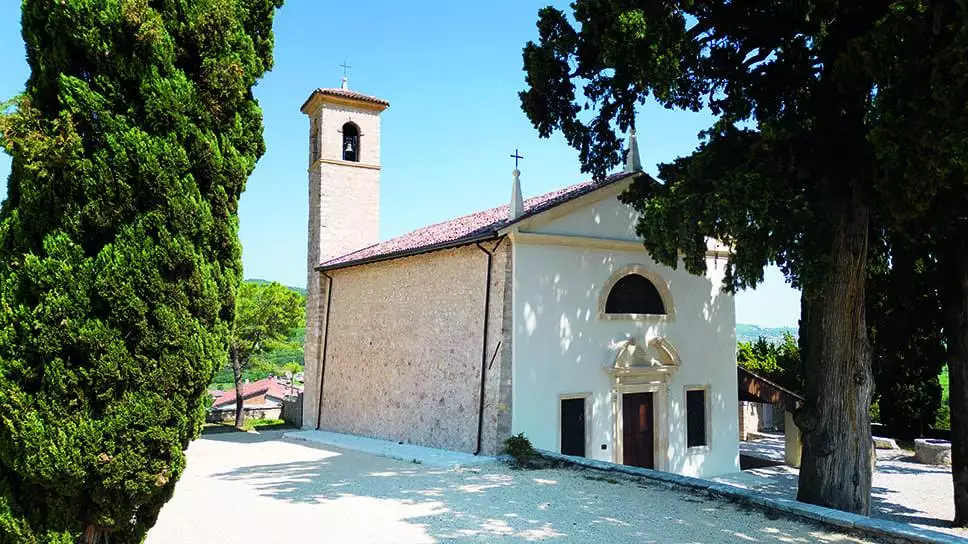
[686,388,708,449]
[560,396,586,457]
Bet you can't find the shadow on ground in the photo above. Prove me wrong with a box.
[201,433,868,543]
[726,436,963,536]
[201,425,296,443]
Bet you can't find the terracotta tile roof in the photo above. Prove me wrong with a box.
[301,87,390,110]
[212,377,299,408]
[320,171,638,271]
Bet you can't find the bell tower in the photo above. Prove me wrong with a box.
[300,79,388,429]
[301,78,389,274]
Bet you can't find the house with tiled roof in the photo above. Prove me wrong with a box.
[298,79,739,478]
[210,377,301,421]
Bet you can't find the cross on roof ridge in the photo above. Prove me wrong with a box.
[510,149,524,170]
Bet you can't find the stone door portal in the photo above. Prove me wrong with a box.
[622,392,655,469]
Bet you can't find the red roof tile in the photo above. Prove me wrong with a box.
[320,171,637,270]
[301,87,390,110]
[212,377,298,408]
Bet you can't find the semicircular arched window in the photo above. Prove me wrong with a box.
[604,274,666,315]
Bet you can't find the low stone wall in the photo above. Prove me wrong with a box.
[282,393,304,427]
[739,401,786,440]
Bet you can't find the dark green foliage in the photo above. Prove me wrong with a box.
[245,278,307,296]
[227,281,303,427]
[859,1,968,523]
[211,322,304,390]
[0,0,282,541]
[229,282,304,375]
[503,433,537,468]
[867,237,945,439]
[938,366,951,430]
[251,327,305,369]
[737,334,802,394]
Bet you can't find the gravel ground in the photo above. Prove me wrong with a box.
[718,437,965,538]
[146,429,877,544]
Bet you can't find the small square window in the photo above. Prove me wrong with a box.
[686,388,707,448]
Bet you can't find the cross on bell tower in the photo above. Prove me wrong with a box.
[340,60,352,89]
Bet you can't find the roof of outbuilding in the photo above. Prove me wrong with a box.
[212,377,298,408]
[319,171,640,271]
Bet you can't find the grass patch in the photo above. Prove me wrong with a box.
[937,365,951,430]
[202,419,289,433]
[241,418,287,432]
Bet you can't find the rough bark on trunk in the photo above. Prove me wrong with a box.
[941,235,968,526]
[232,347,245,429]
[795,201,874,514]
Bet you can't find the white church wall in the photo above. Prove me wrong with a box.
[510,196,739,478]
[530,190,641,242]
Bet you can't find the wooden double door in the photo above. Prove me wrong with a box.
[622,392,655,469]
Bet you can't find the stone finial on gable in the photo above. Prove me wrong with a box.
[510,168,524,220]
[625,128,642,173]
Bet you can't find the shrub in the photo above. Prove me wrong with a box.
[936,403,951,431]
[737,333,803,392]
[504,433,537,467]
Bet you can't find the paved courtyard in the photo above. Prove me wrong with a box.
[147,429,875,544]
[717,436,966,538]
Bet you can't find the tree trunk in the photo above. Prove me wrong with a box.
[941,235,968,526]
[232,346,245,429]
[795,200,874,514]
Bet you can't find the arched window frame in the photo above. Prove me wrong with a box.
[598,265,675,321]
[339,121,361,162]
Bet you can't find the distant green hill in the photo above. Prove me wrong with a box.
[244,278,307,296]
[736,323,797,343]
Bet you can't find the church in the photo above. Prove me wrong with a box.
[299,80,740,478]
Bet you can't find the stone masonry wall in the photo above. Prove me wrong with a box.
[302,98,383,430]
[310,102,382,265]
[479,240,513,455]
[309,243,510,453]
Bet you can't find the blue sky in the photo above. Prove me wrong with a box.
[0,1,800,327]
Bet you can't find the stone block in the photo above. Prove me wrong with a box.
[915,438,952,466]
[873,436,899,450]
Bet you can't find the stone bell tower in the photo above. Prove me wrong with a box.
[301,79,388,429]
[301,77,389,274]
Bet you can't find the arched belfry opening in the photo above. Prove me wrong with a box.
[342,122,360,162]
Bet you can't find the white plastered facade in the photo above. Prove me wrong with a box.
[509,179,740,478]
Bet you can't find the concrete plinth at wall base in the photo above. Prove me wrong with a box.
[536,449,963,544]
[283,430,497,469]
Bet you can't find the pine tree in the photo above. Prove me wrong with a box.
[0,1,282,541]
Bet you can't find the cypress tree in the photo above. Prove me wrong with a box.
[0,1,282,541]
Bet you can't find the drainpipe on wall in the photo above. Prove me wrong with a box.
[315,271,334,430]
[474,236,506,455]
